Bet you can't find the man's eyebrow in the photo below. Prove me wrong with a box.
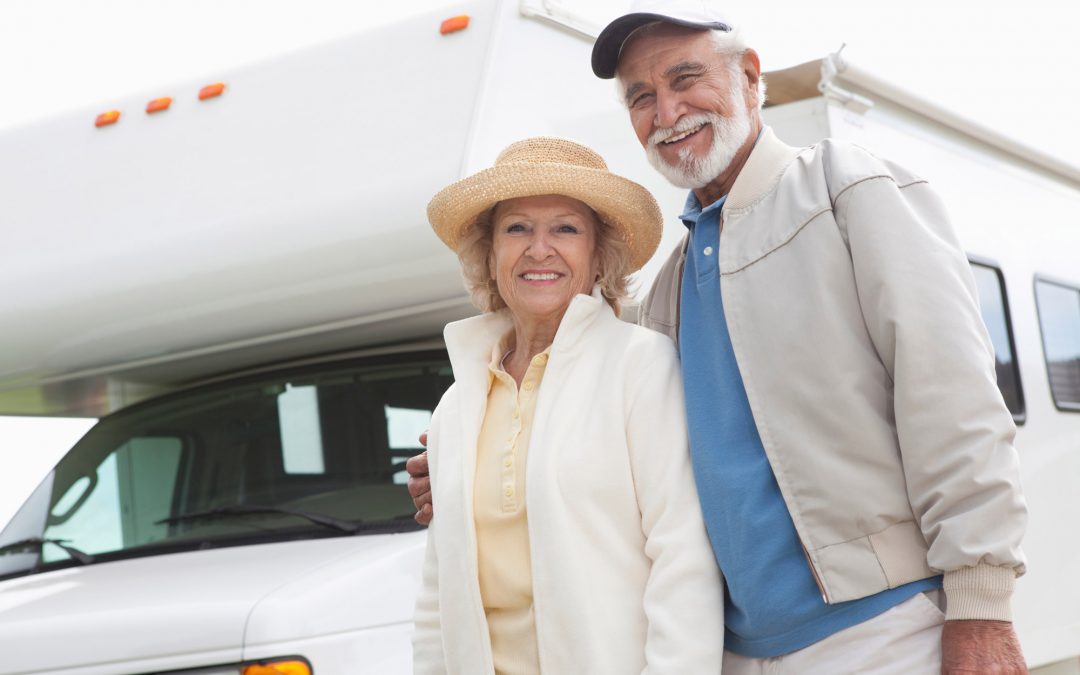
[663,61,706,78]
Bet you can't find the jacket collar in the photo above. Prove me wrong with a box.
[443,286,611,383]
[726,126,804,211]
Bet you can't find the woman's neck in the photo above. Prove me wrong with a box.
[504,314,561,386]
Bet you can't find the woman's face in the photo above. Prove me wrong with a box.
[490,194,601,327]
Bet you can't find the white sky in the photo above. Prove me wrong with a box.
[1,0,1078,529]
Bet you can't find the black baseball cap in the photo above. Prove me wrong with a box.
[592,0,734,79]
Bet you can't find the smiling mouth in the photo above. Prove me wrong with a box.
[522,272,562,281]
[661,123,707,145]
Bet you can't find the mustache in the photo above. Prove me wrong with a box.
[647,114,717,147]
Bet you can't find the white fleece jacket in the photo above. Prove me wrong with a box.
[413,288,724,674]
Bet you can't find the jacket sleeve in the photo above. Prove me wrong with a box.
[638,236,687,344]
[834,171,1027,621]
[412,404,447,673]
[624,336,725,672]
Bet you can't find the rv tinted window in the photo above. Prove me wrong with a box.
[970,262,1025,421]
[0,352,451,576]
[1035,279,1080,411]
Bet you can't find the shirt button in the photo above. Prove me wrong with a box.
[524,381,535,391]
[513,408,520,419]
[703,246,714,256]
[505,487,514,497]
[535,353,548,364]
[504,457,513,468]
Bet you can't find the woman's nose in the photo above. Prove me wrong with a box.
[526,233,554,258]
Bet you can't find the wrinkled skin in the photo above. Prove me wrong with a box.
[941,619,1027,674]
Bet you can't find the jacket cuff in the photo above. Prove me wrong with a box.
[943,565,1016,621]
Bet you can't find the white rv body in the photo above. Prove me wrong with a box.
[0,1,1077,673]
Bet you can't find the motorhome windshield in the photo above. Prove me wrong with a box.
[0,353,451,579]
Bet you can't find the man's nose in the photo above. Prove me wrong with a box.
[655,91,682,130]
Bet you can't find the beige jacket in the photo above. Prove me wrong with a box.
[414,289,724,674]
[641,128,1027,621]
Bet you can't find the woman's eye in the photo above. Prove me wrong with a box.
[556,224,579,234]
[505,223,526,233]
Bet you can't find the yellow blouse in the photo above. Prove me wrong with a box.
[474,335,550,675]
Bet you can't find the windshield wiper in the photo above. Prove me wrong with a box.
[0,537,95,565]
[157,504,381,535]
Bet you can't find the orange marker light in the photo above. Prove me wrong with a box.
[242,660,311,675]
[440,15,469,35]
[146,97,173,114]
[95,110,121,128]
[198,83,226,100]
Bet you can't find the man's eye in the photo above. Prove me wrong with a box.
[631,93,653,108]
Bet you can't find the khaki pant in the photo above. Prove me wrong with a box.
[722,591,946,675]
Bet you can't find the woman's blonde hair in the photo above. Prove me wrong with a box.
[456,204,633,315]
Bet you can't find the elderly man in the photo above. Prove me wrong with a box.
[409,1,1028,672]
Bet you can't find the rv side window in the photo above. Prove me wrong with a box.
[1034,278,1080,411]
[970,262,1026,421]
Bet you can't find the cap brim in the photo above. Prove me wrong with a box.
[591,13,731,79]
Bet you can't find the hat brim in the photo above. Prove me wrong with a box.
[428,162,663,273]
[591,13,731,79]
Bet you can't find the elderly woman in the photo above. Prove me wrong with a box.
[413,137,722,674]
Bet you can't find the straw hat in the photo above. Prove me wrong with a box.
[427,137,663,272]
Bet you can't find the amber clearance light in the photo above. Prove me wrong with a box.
[146,97,173,114]
[440,15,469,35]
[199,82,227,100]
[241,659,311,675]
[94,110,121,128]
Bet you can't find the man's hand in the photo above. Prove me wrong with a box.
[941,619,1027,674]
[407,432,432,525]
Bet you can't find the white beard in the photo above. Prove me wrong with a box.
[645,86,752,190]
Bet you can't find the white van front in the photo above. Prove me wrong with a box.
[0,350,448,674]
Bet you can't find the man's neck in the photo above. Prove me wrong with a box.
[692,118,763,209]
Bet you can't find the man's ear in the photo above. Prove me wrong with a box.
[742,49,762,106]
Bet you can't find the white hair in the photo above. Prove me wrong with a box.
[615,22,766,110]
[709,29,767,109]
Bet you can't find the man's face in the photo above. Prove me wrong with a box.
[616,24,756,188]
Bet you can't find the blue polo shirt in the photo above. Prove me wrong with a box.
[677,190,941,657]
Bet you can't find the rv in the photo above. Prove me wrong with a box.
[1,1,1078,673]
